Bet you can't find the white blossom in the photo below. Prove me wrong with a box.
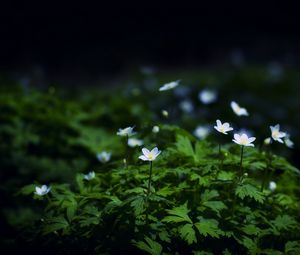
[284,134,294,148]
[128,138,144,147]
[35,185,51,196]
[198,89,217,104]
[117,126,136,137]
[214,119,233,135]
[194,125,210,139]
[270,124,286,143]
[84,171,95,181]
[179,100,194,113]
[96,151,111,163]
[139,147,161,161]
[152,126,160,133]
[231,101,249,116]
[269,181,277,192]
[232,133,256,147]
[159,80,180,91]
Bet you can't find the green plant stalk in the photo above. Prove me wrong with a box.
[239,146,244,181]
[261,150,272,192]
[147,161,153,197]
[124,134,129,168]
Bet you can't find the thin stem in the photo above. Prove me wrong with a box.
[239,146,244,179]
[145,161,153,224]
[124,134,129,168]
[147,161,153,197]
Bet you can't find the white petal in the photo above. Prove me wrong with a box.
[151,147,159,154]
[234,134,241,141]
[216,119,222,127]
[248,137,256,143]
[142,148,150,156]
[139,155,149,161]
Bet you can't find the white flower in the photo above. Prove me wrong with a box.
[152,126,160,133]
[198,89,217,104]
[179,100,194,113]
[231,101,249,116]
[194,125,210,139]
[270,124,286,143]
[264,137,272,145]
[128,138,144,147]
[96,151,111,163]
[269,181,277,192]
[162,110,169,118]
[139,147,161,161]
[214,119,233,135]
[117,126,136,137]
[35,185,51,196]
[84,171,95,181]
[159,80,180,91]
[284,134,294,148]
[232,133,256,147]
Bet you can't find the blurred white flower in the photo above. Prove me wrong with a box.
[84,171,95,181]
[232,133,256,147]
[198,89,217,104]
[270,124,286,143]
[231,101,249,116]
[152,126,160,133]
[269,181,277,192]
[214,119,233,135]
[96,151,111,163]
[117,126,136,137]
[194,125,210,139]
[35,185,51,196]
[284,134,294,148]
[264,137,272,145]
[139,147,161,161]
[128,138,144,147]
[179,100,194,113]
[159,80,180,91]
[162,110,169,118]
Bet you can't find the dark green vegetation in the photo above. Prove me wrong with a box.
[1,66,300,254]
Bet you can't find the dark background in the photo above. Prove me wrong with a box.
[1,4,300,85]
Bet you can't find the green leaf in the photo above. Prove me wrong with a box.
[133,236,163,255]
[235,184,265,203]
[241,224,261,236]
[43,216,69,235]
[285,241,300,254]
[202,201,227,216]
[271,215,297,231]
[130,196,145,216]
[195,218,223,238]
[201,190,219,201]
[179,223,197,245]
[163,202,192,224]
[175,135,196,161]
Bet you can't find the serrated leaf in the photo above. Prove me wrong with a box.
[241,224,261,236]
[235,184,265,203]
[133,236,162,255]
[163,202,192,224]
[201,190,219,201]
[195,218,223,238]
[130,196,145,215]
[202,201,227,216]
[271,215,297,231]
[285,240,300,254]
[179,223,197,245]
[43,216,69,235]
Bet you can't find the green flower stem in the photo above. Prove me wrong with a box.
[261,150,272,192]
[124,134,129,168]
[239,146,244,180]
[147,161,153,197]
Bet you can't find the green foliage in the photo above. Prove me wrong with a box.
[1,78,300,254]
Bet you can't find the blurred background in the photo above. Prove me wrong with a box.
[1,4,300,86]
